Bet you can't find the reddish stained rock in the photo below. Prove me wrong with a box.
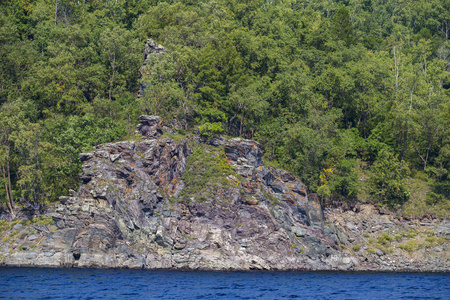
[241,180,260,194]
[136,115,163,139]
[224,138,263,167]
[279,170,295,182]
[300,187,306,196]
[243,198,259,205]
[282,194,296,205]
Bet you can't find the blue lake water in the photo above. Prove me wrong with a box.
[0,267,448,299]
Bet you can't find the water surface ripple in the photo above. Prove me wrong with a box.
[1,267,448,299]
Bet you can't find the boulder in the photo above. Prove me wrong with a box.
[136,115,163,139]
[143,38,167,57]
[79,153,94,162]
[224,138,263,168]
[138,39,168,96]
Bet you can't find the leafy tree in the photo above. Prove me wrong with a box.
[1,0,450,214]
[333,6,355,46]
[369,149,410,208]
[99,26,141,100]
[0,102,23,215]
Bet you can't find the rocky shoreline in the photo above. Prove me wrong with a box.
[0,116,448,272]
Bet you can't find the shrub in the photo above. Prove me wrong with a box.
[197,108,227,138]
[352,244,361,251]
[31,216,55,226]
[399,240,417,253]
[426,191,446,206]
[199,122,224,138]
[317,159,359,204]
[181,145,237,202]
[369,149,410,208]
[407,229,418,239]
[377,233,394,245]
[0,221,10,232]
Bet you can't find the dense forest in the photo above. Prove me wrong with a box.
[1,0,449,217]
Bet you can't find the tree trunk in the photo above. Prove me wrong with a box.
[109,52,116,100]
[228,113,237,135]
[416,147,429,171]
[6,144,14,210]
[34,133,41,209]
[2,165,13,215]
[239,110,244,137]
[393,45,400,99]
[55,1,58,27]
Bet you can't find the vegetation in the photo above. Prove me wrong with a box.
[0,0,450,216]
[352,244,361,251]
[181,145,237,202]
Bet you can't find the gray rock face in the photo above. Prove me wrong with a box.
[136,115,163,138]
[1,116,358,271]
[222,138,323,229]
[225,138,263,168]
[139,38,167,76]
[435,220,450,236]
[325,205,450,272]
[144,38,167,57]
[138,39,168,97]
[2,117,447,272]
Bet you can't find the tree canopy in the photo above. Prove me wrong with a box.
[1,0,449,216]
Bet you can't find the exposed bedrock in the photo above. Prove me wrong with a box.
[2,116,448,272]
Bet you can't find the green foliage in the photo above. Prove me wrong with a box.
[352,244,361,251]
[197,108,227,137]
[26,215,55,227]
[399,240,418,253]
[0,220,9,232]
[369,149,411,208]
[41,114,126,200]
[262,191,280,206]
[426,191,447,206]
[332,6,354,45]
[181,145,236,202]
[318,158,360,204]
[0,0,449,216]
[377,233,394,245]
[199,122,224,138]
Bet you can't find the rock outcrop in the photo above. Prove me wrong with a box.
[135,115,164,139]
[0,117,448,271]
[139,38,167,78]
[224,137,324,228]
[0,116,349,270]
[138,38,167,97]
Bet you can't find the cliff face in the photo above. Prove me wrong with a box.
[1,116,349,270]
[1,116,448,271]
